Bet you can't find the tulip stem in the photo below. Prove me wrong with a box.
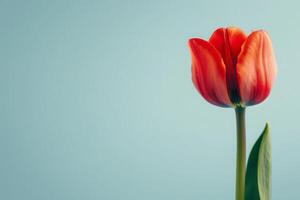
[235,106,246,200]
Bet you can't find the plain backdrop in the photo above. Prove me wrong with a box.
[0,0,299,199]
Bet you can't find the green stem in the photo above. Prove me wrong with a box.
[235,106,246,200]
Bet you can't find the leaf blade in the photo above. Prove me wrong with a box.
[245,124,271,200]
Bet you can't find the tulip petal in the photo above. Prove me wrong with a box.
[189,38,232,107]
[209,27,247,104]
[209,27,247,64]
[236,31,277,105]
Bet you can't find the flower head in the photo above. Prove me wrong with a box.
[189,27,277,107]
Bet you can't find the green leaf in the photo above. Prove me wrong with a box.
[245,123,271,200]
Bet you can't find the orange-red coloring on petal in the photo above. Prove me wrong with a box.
[188,27,277,107]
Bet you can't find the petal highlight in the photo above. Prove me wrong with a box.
[188,38,232,107]
[236,30,277,105]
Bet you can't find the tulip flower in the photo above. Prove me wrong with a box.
[189,27,277,107]
[188,27,277,200]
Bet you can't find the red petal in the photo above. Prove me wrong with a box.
[209,27,247,64]
[236,30,277,105]
[209,27,247,103]
[188,38,232,107]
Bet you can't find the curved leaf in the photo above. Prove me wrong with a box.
[245,123,271,200]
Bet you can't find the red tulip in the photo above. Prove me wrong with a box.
[188,27,277,107]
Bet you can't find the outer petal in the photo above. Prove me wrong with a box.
[236,30,277,105]
[209,27,247,103]
[188,38,232,107]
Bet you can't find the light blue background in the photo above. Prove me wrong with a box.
[0,0,298,199]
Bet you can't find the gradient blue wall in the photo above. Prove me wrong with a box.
[0,0,298,199]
